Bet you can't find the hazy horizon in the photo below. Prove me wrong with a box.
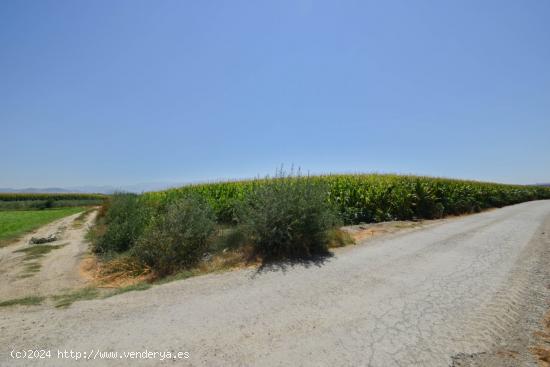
[2,171,550,193]
[2,1,549,187]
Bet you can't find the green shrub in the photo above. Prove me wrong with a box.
[93,193,151,253]
[237,173,339,259]
[132,195,215,276]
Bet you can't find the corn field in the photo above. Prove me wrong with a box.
[143,174,550,224]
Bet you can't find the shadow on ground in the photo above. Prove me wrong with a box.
[251,252,334,278]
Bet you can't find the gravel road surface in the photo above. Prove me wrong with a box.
[1,200,550,367]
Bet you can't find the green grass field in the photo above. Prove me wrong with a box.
[0,207,85,246]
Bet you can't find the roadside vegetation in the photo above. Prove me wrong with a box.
[0,207,86,246]
[2,174,547,308]
[0,193,105,211]
[237,175,339,259]
[52,287,101,308]
[88,172,550,282]
[0,296,45,308]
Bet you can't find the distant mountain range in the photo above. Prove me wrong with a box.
[0,182,182,194]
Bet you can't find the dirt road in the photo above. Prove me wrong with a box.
[1,200,550,366]
[0,210,96,300]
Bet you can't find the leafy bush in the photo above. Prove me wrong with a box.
[88,173,550,279]
[237,173,339,259]
[93,193,151,253]
[132,195,215,276]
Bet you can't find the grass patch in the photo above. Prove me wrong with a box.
[18,273,35,279]
[19,262,42,278]
[105,282,152,297]
[51,282,148,306]
[24,262,42,272]
[52,287,100,308]
[14,243,67,278]
[154,270,198,285]
[15,243,66,261]
[72,208,95,228]
[0,207,85,247]
[0,296,45,307]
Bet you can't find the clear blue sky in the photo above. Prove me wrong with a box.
[1,0,549,188]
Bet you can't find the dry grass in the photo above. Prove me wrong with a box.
[531,347,550,367]
[82,227,350,294]
[531,309,550,366]
[327,229,355,248]
[494,349,519,358]
[92,255,153,288]
[52,287,100,308]
[104,282,152,297]
[342,221,426,243]
[83,241,259,290]
[86,226,353,287]
[198,245,258,274]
